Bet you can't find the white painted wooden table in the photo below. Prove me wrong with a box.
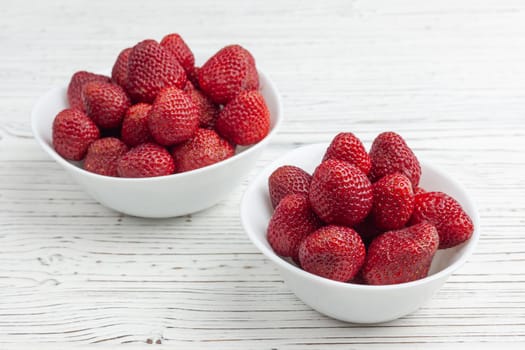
[1,0,524,348]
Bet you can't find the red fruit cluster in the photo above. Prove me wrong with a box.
[53,33,271,178]
[267,131,474,285]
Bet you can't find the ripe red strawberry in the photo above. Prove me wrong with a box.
[298,225,365,282]
[184,82,219,128]
[198,45,259,104]
[111,47,131,88]
[414,187,426,195]
[323,132,371,175]
[371,173,414,230]
[82,81,131,129]
[148,87,199,146]
[67,71,111,111]
[369,132,421,187]
[126,39,187,103]
[171,128,235,173]
[160,33,195,74]
[215,90,270,145]
[121,103,153,147]
[267,194,322,261]
[117,143,175,178]
[309,159,373,226]
[52,109,100,160]
[268,165,312,208]
[410,192,474,249]
[83,137,128,177]
[362,222,439,285]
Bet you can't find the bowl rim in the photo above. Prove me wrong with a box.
[31,69,283,183]
[241,142,481,290]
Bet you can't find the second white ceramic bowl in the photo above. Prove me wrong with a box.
[241,143,480,323]
[31,70,282,218]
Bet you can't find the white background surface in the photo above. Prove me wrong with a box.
[1,0,524,348]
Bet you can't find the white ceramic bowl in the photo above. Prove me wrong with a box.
[32,70,282,218]
[241,143,480,323]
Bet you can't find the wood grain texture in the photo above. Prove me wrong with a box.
[1,0,524,348]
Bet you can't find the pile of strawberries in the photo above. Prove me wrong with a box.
[267,132,474,285]
[52,33,270,177]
